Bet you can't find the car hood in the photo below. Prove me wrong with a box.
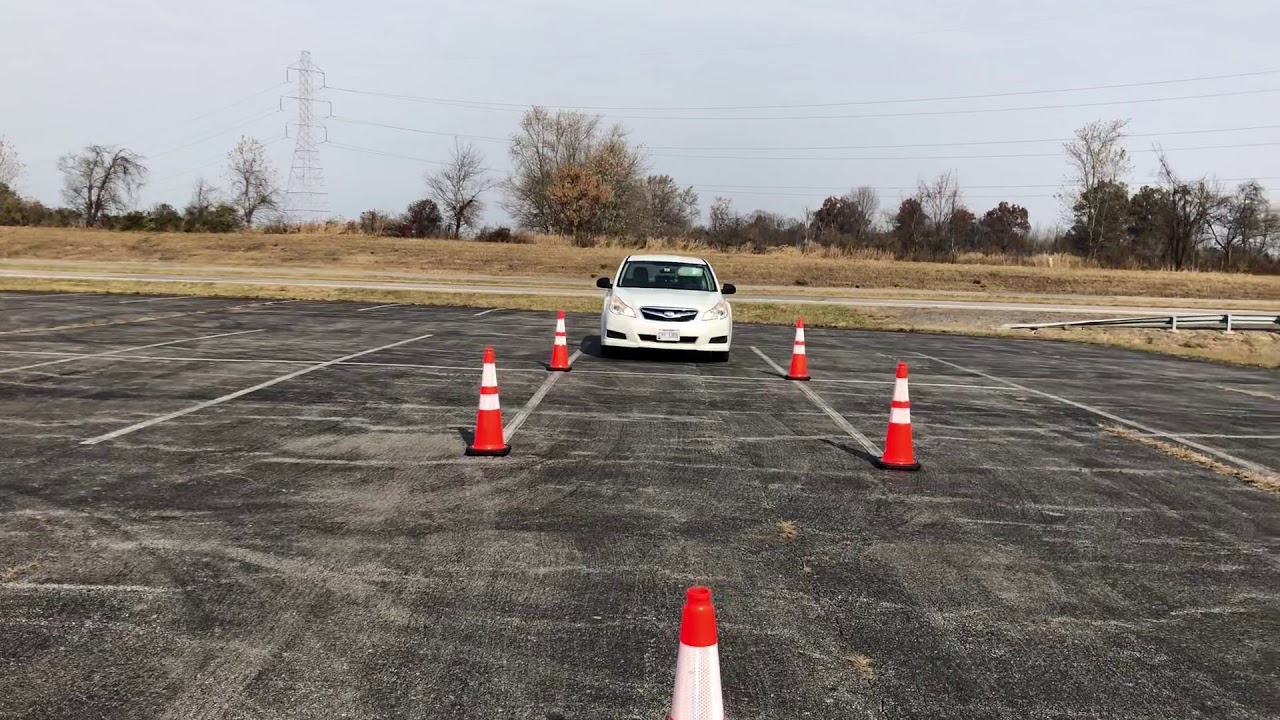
[612,287,723,311]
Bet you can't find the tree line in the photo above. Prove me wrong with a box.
[1,113,1277,272]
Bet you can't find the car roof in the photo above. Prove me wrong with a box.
[625,254,709,265]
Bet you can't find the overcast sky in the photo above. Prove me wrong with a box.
[3,0,1278,229]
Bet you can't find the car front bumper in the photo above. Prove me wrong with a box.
[601,314,732,352]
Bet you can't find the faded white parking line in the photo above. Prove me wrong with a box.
[1218,385,1280,402]
[917,352,1276,476]
[504,351,584,442]
[356,303,400,313]
[1,582,173,594]
[1132,433,1280,440]
[0,329,264,376]
[81,333,435,445]
[750,346,880,456]
[473,308,503,317]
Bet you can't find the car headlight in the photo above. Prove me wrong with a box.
[702,301,730,321]
[609,295,636,317]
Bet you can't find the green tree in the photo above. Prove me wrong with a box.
[404,199,443,238]
[892,197,928,259]
[1066,181,1130,263]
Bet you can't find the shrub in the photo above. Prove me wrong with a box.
[475,226,531,243]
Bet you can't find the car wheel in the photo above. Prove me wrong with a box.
[706,351,730,363]
[600,344,618,359]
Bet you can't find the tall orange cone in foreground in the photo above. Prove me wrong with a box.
[786,319,810,381]
[547,309,572,371]
[466,347,511,457]
[668,586,725,720]
[875,361,921,471]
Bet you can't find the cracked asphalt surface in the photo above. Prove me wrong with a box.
[0,291,1277,719]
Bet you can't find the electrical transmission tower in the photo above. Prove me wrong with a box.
[283,51,329,225]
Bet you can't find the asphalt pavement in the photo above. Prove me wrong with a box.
[0,291,1277,719]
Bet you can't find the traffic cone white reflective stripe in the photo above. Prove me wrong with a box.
[668,587,725,720]
[670,643,724,720]
[467,347,511,456]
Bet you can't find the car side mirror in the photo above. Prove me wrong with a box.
[722,283,737,295]
[596,277,613,289]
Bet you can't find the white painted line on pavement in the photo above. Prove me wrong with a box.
[118,296,187,304]
[473,308,502,316]
[81,333,434,445]
[915,352,1276,476]
[750,346,880,456]
[504,350,583,442]
[1218,385,1280,402]
[356,303,400,313]
[1132,433,1280,440]
[0,329,264,376]
[2,582,173,594]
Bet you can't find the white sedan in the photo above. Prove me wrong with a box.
[597,254,735,361]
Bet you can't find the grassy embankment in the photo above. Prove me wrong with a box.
[0,227,1277,367]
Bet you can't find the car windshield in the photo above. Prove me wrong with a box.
[617,261,714,291]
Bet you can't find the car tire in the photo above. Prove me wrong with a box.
[600,344,618,359]
[706,351,730,363]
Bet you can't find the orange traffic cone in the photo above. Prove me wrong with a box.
[466,347,511,457]
[786,319,809,381]
[668,586,725,720]
[547,309,572,371]
[875,362,921,471]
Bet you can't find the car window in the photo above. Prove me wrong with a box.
[618,262,714,291]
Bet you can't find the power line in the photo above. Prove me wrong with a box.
[650,141,1280,162]
[327,139,1280,188]
[145,108,282,159]
[695,186,1279,200]
[326,68,1280,112]
[144,136,290,195]
[330,116,509,143]
[121,82,287,147]
[330,114,1280,152]
[418,0,1199,61]
[687,178,1280,192]
[327,141,480,169]
[323,85,1280,122]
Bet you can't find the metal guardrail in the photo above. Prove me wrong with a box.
[1004,314,1280,331]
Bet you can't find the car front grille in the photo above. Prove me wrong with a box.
[640,306,699,323]
[639,334,699,344]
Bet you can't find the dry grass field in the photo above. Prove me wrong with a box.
[3,227,1279,300]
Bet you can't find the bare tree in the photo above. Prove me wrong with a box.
[1061,119,1132,259]
[225,136,281,226]
[1156,150,1225,271]
[916,172,964,255]
[188,178,219,215]
[427,139,495,238]
[849,186,881,229]
[0,136,23,187]
[504,107,645,236]
[58,145,147,226]
[642,174,699,237]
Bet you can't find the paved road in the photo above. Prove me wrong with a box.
[0,292,1276,719]
[1,268,1274,316]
